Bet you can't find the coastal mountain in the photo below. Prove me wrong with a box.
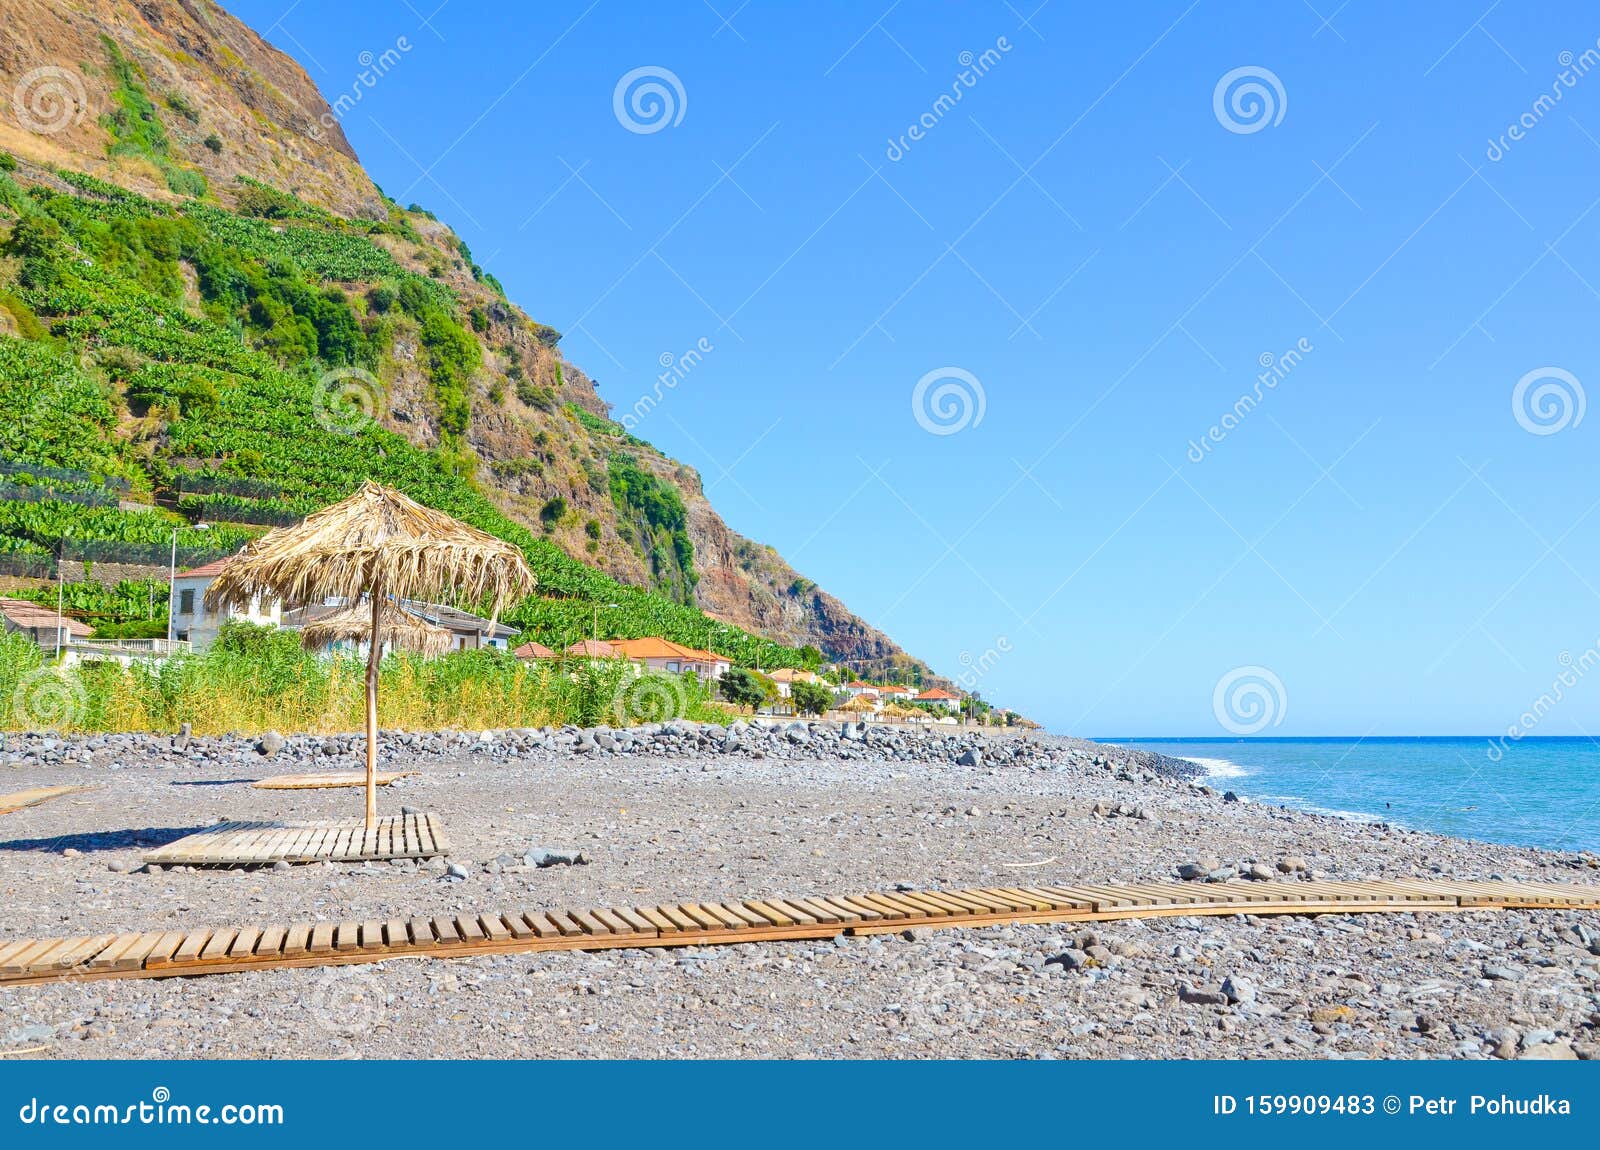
[0,0,940,683]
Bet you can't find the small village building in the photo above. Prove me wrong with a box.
[0,597,92,651]
[915,687,962,712]
[609,637,732,681]
[768,667,821,698]
[170,556,280,651]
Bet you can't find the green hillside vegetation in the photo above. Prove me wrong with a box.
[0,156,810,669]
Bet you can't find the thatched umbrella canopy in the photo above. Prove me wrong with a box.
[301,599,453,658]
[206,480,534,827]
[881,701,921,721]
[837,693,878,715]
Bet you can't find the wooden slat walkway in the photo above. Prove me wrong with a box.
[251,771,418,790]
[0,785,99,815]
[0,877,1595,987]
[142,814,448,867]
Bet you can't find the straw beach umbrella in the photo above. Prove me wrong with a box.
[206,480,534,827]
[838,693,877,716]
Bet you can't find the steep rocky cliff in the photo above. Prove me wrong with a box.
[0,0,943,683]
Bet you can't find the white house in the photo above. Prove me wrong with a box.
[170,556,279,651]
[768,667,820,699]
[915,687,962,712]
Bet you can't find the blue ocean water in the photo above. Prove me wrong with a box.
[1105,737,1600,854]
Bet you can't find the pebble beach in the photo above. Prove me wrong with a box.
[1,722,1597,1060]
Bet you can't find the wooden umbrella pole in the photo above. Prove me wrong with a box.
[364,588,382,830]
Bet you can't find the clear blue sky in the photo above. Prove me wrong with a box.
[229,0,1600,737]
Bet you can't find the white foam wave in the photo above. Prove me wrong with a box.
[1187,755,1250,779]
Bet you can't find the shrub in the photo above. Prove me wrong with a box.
[790,678,833,716]
[164,91,200,123]
[719,666,773,713]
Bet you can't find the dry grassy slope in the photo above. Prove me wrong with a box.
[0,0,944,684]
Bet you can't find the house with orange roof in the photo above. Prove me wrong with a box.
[513,640,556,660]
[877,684,916,700]
[170,554,280,651]
[565,639,619,658]
[914,687,962,712]
[610,637,731,680]
[768,667,820,698]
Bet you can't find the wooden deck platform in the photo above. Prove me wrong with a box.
[0,877,1596,987]
[0,785,98,815]
[251,771,418,790]
[142,813,448,868]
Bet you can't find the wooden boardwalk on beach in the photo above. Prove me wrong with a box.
[142,813,448,867]
[1,877,1596,987]
[251,771,417,790]
[0,785,98,815]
